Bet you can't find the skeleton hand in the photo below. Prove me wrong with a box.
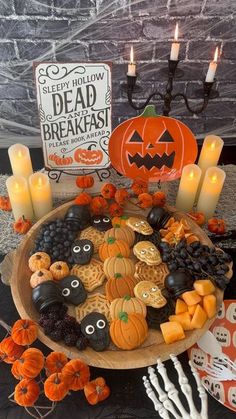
[143,354,208,419]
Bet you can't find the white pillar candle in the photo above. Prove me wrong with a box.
[176,164,202,212]
[205,47,218,82]
[6,175,34,221]
[198,135,224,174]
[8,144,33,178]
[170,23,180,61]
[127,45,136,76]
[197,167,226,220]
[29,172,53,220]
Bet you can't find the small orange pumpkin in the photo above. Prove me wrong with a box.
[45,352,68,376]
[13,216,32,234]
[0,195,11,211]
[90,196,108,215]
[111,215,130,227]
[74,148,103,165]
[187,211,205,226]
[104,226,135,247]
[208,218,226,235]
[11,319,38,346]
[28,252,51,272]
[0,337,25,364]
[76,175,94,189]
[17,348,44,379]
[105,274,137,301]
[101,183,117,199]
[61,359,90,391]
[30,269,53,288]
[11,359,24,380]
[74,192,92,206]
[114,188,129,205]
[14,378,40,407]
[109,203,124,217]
[50,261,70,280]
[84,377,110,405]
[110,311,148,350]
[131,180,148,195]
[137,193,153,209]
[44,372,69,401]
[110,295,147,320]
[99,237,130,262]
[152,191,166,207]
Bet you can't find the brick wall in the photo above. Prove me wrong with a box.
[0,0,236,146]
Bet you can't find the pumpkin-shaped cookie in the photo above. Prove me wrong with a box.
[110,311,148,350]
[105,274,137,302]
[104,226,135,247]
[99,237,130,262]
[30,269,53,288]
[50,261,70,280]
[28,252,51,272]
[103,256,135,279]
[112,215,129,227]
[110,295,147,320]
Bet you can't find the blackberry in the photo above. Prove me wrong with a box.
[76,335,88,350]
[74,322,81,337]
[50,329,63,342]
[64,333,78,346]
[58,304,68,319]
[63,314,77,327]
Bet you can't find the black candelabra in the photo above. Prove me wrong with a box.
[122,59,219,116]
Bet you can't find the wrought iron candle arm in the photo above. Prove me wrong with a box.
[125,59,219,116]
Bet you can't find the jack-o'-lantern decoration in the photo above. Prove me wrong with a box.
[108,105,197,181]
[74,145,103,166]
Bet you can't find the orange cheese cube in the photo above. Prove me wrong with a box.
[203,294,217,319]
[188,304,198,316]
[175,299,188,315]
[181,290,202,306]
[190,304,208,329]
[160,321,185,345]
[194,279,215,296]
[169,312,192,331]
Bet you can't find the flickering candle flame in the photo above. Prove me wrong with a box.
[130,45,134,64]
[37,177,43,187]
[17,150,23,158]
[205,46,219,82]
[14,182,20,191]
[188,170,194,179]
[214,47,218,63]
[210,140,216,150]
[211,174,217,183]
[174,23,178,41]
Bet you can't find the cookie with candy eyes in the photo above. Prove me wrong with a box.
[91,215,112,231]
[134,280,167,308]
[81,312,110,351]
[59,275,87,305]
[71,239,94,265]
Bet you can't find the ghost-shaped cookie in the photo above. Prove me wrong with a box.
[133,241,162,266]
[71,239,94,265]
[134,281,167,309]
[91,215,112,231]
[59,275,87,305]
[81,312,110,351]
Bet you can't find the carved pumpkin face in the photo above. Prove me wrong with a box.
[109,105,197,181]
[191,348,208,370]
[74,148,103,165]
[212,326,231,347]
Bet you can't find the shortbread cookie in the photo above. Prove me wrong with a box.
[75,293,111,322]
[71,258,106,292]
[134,261,169,288]
[79,226,105,252]
[126,217,153,235]
[134,281,167,308]
[133,241,162,266]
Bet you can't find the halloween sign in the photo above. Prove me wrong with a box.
[35,62,112,170]
[108,105,197,181]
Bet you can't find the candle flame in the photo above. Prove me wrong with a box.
[211,174,218,183]
[17,150,23,158]
[14,182,20,191]
[189,170,194,179]
[130,45,134,64]
[214,47,219,62]
[174,23,179,41]
[37,177,43,187]
[210,140,216,150]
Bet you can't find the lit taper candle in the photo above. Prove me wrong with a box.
[8,144,33,178]
[127,45,136,76]
[170,23,180,61]
[176,164,202,212]
[6,175,34,221]
[205,47,219,83]
[197,167,226,220]
[29,172,53,220]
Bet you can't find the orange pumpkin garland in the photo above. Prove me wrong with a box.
[152,191,166,207]
[74,192,92,206]
[137,193,153,208]
[44,373,69,401]
[76,175,94,189]
[131,180,148,195]
[114,188,129,205]
[90,196,108,215]
[13,216,32,234]
[109,202,124,217]
[0,195,11,211]
[62,359,90,391]
[17,348,44,379]
[0,336,25,364]
[101,183,117,199]
[45,352,68,376]
[84,377,110,405]
[14,378,40,407]
[11,319,38,346]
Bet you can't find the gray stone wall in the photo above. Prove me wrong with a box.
[0,0,236,145]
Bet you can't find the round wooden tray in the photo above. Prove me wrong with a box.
[10,201,232,369]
